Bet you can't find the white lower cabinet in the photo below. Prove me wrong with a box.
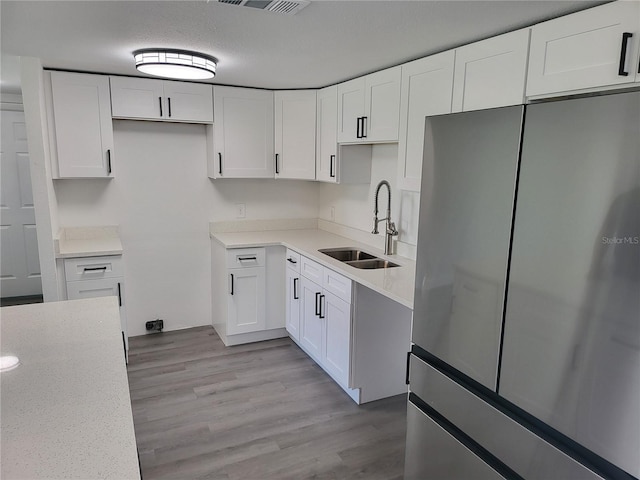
[63,255,128,359]
[227,266,266,335]
[289,251,358,402]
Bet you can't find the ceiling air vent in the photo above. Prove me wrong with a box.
[217,0,310,16]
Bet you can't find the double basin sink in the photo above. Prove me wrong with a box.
[319,247,400,269]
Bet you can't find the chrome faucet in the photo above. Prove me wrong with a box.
[372,180,399,255]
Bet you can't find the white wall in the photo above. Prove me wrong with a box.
[55,120,319,336]
[318,143,420,257]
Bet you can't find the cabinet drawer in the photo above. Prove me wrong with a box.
[323,268,352,304]
[64,255,123,282]
[227,248,265,268]
[285,249,301,273]
[300,255,323,284]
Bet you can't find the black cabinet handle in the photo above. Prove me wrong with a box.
[83,266,107,272]
[361,116,367,138]
[275,153,280,174]
[329,155,336,178]
[406,351,411,385]
[315,292,321,316]
[619,32,633,76]
[230,273,234,295]
[293,277,299,300]
[287,257,297,264]
[107,149,112,175]
[218,152,223,175]
[356,117,362,139]
[117,282,122,307]
[159,96,163,117]
[168,97,172,117]
[319,294,325,319]
[238,256,257,261]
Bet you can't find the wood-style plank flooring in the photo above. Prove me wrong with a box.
[127,326,407,480]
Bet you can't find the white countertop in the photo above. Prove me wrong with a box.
[55,226,123,258]
[211,227,415,309]
[0,297,140,480]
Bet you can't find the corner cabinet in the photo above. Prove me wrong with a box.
[110,76,213,123]
[208,86,274,179]
[452,29,530,112]
[274,90,317,180]
[526,1,640,97]
[397,51,455,191]
[337,66,401,143]
[47,72,114,178]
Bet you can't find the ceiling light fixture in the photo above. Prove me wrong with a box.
[133,49,217,80]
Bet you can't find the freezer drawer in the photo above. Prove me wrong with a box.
[408,354,605,480]
[405,401,506,480]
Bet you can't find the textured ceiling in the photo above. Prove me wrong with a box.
[1,0,604,93]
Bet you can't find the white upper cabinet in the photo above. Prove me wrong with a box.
[337,66,401,143]
[452,29,530,112]
[316,85,338,183]
[49,72,114,178]
[209,86,274,179]
[397,51,455,192]
[110,76,213,123]
[527,1,640,97]
[274,90,316,180]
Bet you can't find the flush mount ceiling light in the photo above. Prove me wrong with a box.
[133,49,217,80]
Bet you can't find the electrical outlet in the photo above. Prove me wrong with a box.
[236,203,246,218]
[330,206,335,221]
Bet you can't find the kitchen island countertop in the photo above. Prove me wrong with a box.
[0,297,140,480]
[211,227,415,309]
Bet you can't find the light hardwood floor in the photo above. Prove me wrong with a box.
[127,326,407,480]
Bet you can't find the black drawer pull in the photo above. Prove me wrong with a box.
[319,294,325,319]
[83,266,107,272]
[238,256,257,261]
[293,277,299,300]
[287,257,297,264]
[230,273,234,295]
[315,292,321,316]
[619,32,633,76]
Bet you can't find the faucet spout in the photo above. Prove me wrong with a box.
[372,180,398,255]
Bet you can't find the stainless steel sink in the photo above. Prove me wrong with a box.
[318,248,400,269]
[319,248,377,262]
[346,259,400,269]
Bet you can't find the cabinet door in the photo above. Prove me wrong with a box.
[213,86,275,178]
[316,85,338,183]
[110,76,164,120]
[163,81,213,123]
[364,66,401,142]
[337,77,365,143]
[452,29,530,112]
[398,52,455,191]
[274,90,316,180]
[285,267,301,341]
[527,1,640,97]
[227,266,266,335]
[300,276,323,361]
[50,72,113,178]
[66,278,127,344]
[322,291,351,386]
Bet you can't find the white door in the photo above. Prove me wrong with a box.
[213,86,275,178]
[364,66,401,142]
[110,76,164,120]
[322,291,351,386]
[452,29,530,112]
[300,276,323,361]
[227,266,266,335]
[274,90,316,180]
[0,110,42,298]
[397,51,455,192]
[316,85,338,183]
[285,267,301,341]
[337,77,364,143]
[163,81,213,123]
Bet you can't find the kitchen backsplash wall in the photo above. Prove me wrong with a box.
[318,143,419,258]
[55,120,319,336]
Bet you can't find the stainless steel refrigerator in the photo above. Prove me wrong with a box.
[406,91,639,480]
